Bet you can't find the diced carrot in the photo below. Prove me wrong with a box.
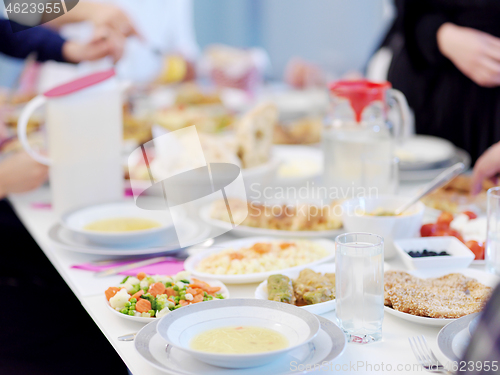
[207,286,221,294]
[165,287,176,297]
[279,242,293,250]
[130,290,144,301]
[135,299,151,313]
[105,287,122,301]
[136,272,147,281]
[192,294,203,303]
[148,282,166,297]
[179,300,189,307]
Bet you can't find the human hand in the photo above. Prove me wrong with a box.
[0,152,48,198]
[82,2,139,38]
[284,58,324,89]
[437,23,500,87]
[62,27,125,63]
[471,142,500,194]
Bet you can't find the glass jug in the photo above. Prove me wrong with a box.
[17,69,123,215]
[323,80,410,194]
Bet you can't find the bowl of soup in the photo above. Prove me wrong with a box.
[156,298,320,368]
[61,200,177,245]
[341,195,425,259]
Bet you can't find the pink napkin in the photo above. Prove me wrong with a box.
[72,258,185,276]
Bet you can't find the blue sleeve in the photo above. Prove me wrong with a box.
[0,19,66,62]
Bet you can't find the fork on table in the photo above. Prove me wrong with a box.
[408,335,453,375]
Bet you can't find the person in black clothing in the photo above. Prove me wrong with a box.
[386,0,500,164]
[0,5,137,374]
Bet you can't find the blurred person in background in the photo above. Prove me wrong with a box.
[383,0,500,164]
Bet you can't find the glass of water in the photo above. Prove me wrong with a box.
[487,187,500,275]
[335,232,384,344]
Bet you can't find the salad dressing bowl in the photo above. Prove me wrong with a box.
[156,299,320,368]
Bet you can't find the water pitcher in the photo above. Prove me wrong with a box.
[17,69,123,215]
[323,80,410,195]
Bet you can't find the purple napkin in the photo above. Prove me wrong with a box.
[72,258,185,276]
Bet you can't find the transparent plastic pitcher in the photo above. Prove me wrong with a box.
[17,69,123,215]
[323,80,410,194]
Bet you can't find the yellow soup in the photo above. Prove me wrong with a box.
[190,326,289,354]
[83,218,161,232]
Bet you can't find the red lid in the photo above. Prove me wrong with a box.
[44,69,115,98]
[329,80,391,122]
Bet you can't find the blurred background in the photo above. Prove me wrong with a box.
[0,0,394,86]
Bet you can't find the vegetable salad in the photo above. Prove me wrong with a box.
[105,271,224,318]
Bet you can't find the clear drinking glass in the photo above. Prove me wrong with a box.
[361,155,399,195]
[486,187,500,275]
[335,233,384,344]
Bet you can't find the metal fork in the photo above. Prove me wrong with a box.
[408,336,452,374]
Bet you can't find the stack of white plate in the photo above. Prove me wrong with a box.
[396,135,470,181]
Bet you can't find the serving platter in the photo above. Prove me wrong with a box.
[199,204,343,239]
[384,269,499,327]
[255,263,336,315]
[184,237,336,284]
[134,315,346,375]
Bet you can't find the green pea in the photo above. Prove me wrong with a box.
[128,310,135,316]
[130,298,137,303]
[173,285,179,291]
[203,292,208,297]
[174,304,182,309]
[148,310,155,317]
[165,282,172,287]
[125,301,131,307]
[120,308,128,314]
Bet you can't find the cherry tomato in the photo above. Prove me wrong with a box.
[420,223,435,237]
[434,227,465,243]
[437,212,454,226]
[466,240,485,260]
[462,211,478,220]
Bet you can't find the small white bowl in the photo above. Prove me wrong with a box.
[61,200,176,246]
[394,237,474,270]
[341,196,425,259]
[156,298,320,369]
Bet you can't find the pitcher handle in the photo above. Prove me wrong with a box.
[387,88,412,141]
[17,95,51,165]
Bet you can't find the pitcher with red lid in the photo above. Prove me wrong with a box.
[324,80,411,193]
[17,69,123,215]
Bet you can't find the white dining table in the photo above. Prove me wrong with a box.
[7,183,487,375]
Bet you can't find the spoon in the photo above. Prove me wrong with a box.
[393,162,465,216]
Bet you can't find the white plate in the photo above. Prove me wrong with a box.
[384,269,499,327]
[272,145,322,186]
[105,277,230,324]
[396,135,456,171]
[135,314,346,375]
[48,218,210,256]
[156,299,320,368]
[437,312,479,362]
[255,262,390,315]
[199,204,344,239]
[61,200,177,245]
[399,149,470,182]
[255,263,336,315]
[184,237,336,284]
